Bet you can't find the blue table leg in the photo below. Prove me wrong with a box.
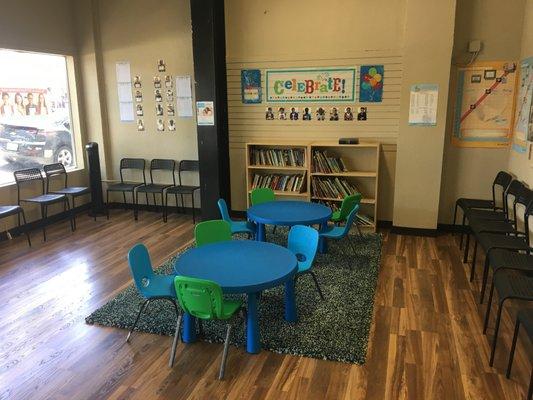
[181,312,197,343]
[284,278,297,322]
[318,222,328,253]
[246,292,260,353]
[256,223,266,242]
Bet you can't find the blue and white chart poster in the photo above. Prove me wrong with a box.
[241,69,262,104]
[408,84,439,126]
[196,101,214,126]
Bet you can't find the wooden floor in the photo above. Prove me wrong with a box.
[0,210,531,399]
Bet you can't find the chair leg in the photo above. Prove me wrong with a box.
[198,319,204,336]
[106,190,110,220]
[164,192,169,222]
[122,192,127,210]
[134,191,139,221]
[309,271,325,300]
[169,313,182,368]
[191,193,196,224]
[459,214,466,249]
[469,239,477,282]
[180,194,185,214]
[219,323,232,380]
[489,299,506,366]
[66,198,74,232]
[355,222,363,237]
[506,317,521,378]
[453,203,458,230]
[41,204,47,242]
[480,255,490,304]
[72,196,77,230]
[483,280,495,334]
[528,368,533,400]
[175,194,179,216]
[20,209,31,247]
[126,299,150,343]
[463,232,470,263]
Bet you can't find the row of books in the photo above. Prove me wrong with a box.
[312,150,348,173]
[250,173,306,193]
[311,176,360,199]
[249,148,306,167]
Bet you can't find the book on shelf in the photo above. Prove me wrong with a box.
[249,147,305,167]
[356,214,375,226]
[312,149,348,173]
[311,176,360,199]
[251,172,306,193]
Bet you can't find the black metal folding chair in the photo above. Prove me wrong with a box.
[14,168,73,241]
[165,160,200,223]
[506,309,533,400]
[135,159,175,221]
[44,163,90,230]
[106,158,146,220]
[0,205,31,246]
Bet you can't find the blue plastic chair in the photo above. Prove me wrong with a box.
[319,204,360,262]
[126,243,180,342]
[217,198,257,238]
[288,225,323,300]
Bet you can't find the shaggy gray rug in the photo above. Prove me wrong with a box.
[86,229,382,364]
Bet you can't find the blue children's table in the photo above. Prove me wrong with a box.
[247,200,332,252]
[173,240,298,354]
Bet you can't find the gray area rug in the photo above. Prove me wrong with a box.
[86,229,382,364]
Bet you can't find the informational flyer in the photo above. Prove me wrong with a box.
[196,101,214,126]
[176,75,193,117]
[408,84,438,126]
[115,61,134,122]
[512,57,533,153]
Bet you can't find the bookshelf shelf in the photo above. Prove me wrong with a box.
[245,141,380,232]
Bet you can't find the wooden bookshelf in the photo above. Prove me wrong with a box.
[245,141,380,232]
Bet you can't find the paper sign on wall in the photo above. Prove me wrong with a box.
[196,101,214,126]
[408,84,438,126]
[176,75,193,117]
[512,57,533,153]
[115,61,134,122]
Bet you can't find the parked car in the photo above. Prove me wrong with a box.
[0,117,75,168]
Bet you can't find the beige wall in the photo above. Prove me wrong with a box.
[439,0,526,224]
[225,0,406,218]
[0,0,89,229]
[507,0,533,188]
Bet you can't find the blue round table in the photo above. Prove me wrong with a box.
[173,240,298,354]
[247,200,332,252]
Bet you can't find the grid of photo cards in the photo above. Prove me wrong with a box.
[266,106,367,121]
[133,59,176,133]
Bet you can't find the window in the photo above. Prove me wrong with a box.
[0,49,76,185]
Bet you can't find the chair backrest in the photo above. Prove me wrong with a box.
[338,204,361,238]
[13,168,45,202]
[217,198,232,223]
[250,187,275,205]
[288,225,319,273]
[149,159,176,185]
[338,193,363,221]
[119,158,146,184]
[178,160,199,185]
[493,171,513,191]
[174,275,224,320]
[194,220,232,247]
[127,243,156,298]
[504,180,525,216]
[43,163,67,192]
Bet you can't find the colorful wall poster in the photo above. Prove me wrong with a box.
[359,65,384,102]
[265,67,356,102]
[408,84,438,126]
[196,101,214,126]
[241,69,262,104]
[512,57,533,153]
[452,61,518,148]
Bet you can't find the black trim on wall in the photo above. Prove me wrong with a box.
[190,0,231,221]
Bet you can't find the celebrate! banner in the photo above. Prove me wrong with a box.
[265,67,356,102]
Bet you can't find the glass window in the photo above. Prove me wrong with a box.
[0,49,76,185]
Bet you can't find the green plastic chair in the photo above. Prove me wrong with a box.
[250,187,275,205]
[194,220,232,247]
[169,276,244,379]
[331,193,363,235]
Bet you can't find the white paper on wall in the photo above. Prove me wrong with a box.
[115,61,134,122]
[176,75,193,117]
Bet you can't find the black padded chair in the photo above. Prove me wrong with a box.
[43,163,90,230]
[483,270,533,368]
[14,168,73,241]
[0,205,31,246]
[455,171,512,247]
[473,189,533,303]
[165,160,200,223]
[506,309,533,400]
[106,158,146,220]
[135,159,175,220]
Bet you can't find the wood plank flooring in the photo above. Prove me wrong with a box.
[0,210,531,399]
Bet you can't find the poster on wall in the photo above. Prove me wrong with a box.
[512,57,533,153]
[408,84,438,126]
[115,61,134,122]
[241,69,262,104]
[196,101,214,126]
[359,65,384,102]
[452,61,518,148]
[265,67,356,102]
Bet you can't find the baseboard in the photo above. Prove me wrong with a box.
[390,225,441,237]
[107,202,201,214]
